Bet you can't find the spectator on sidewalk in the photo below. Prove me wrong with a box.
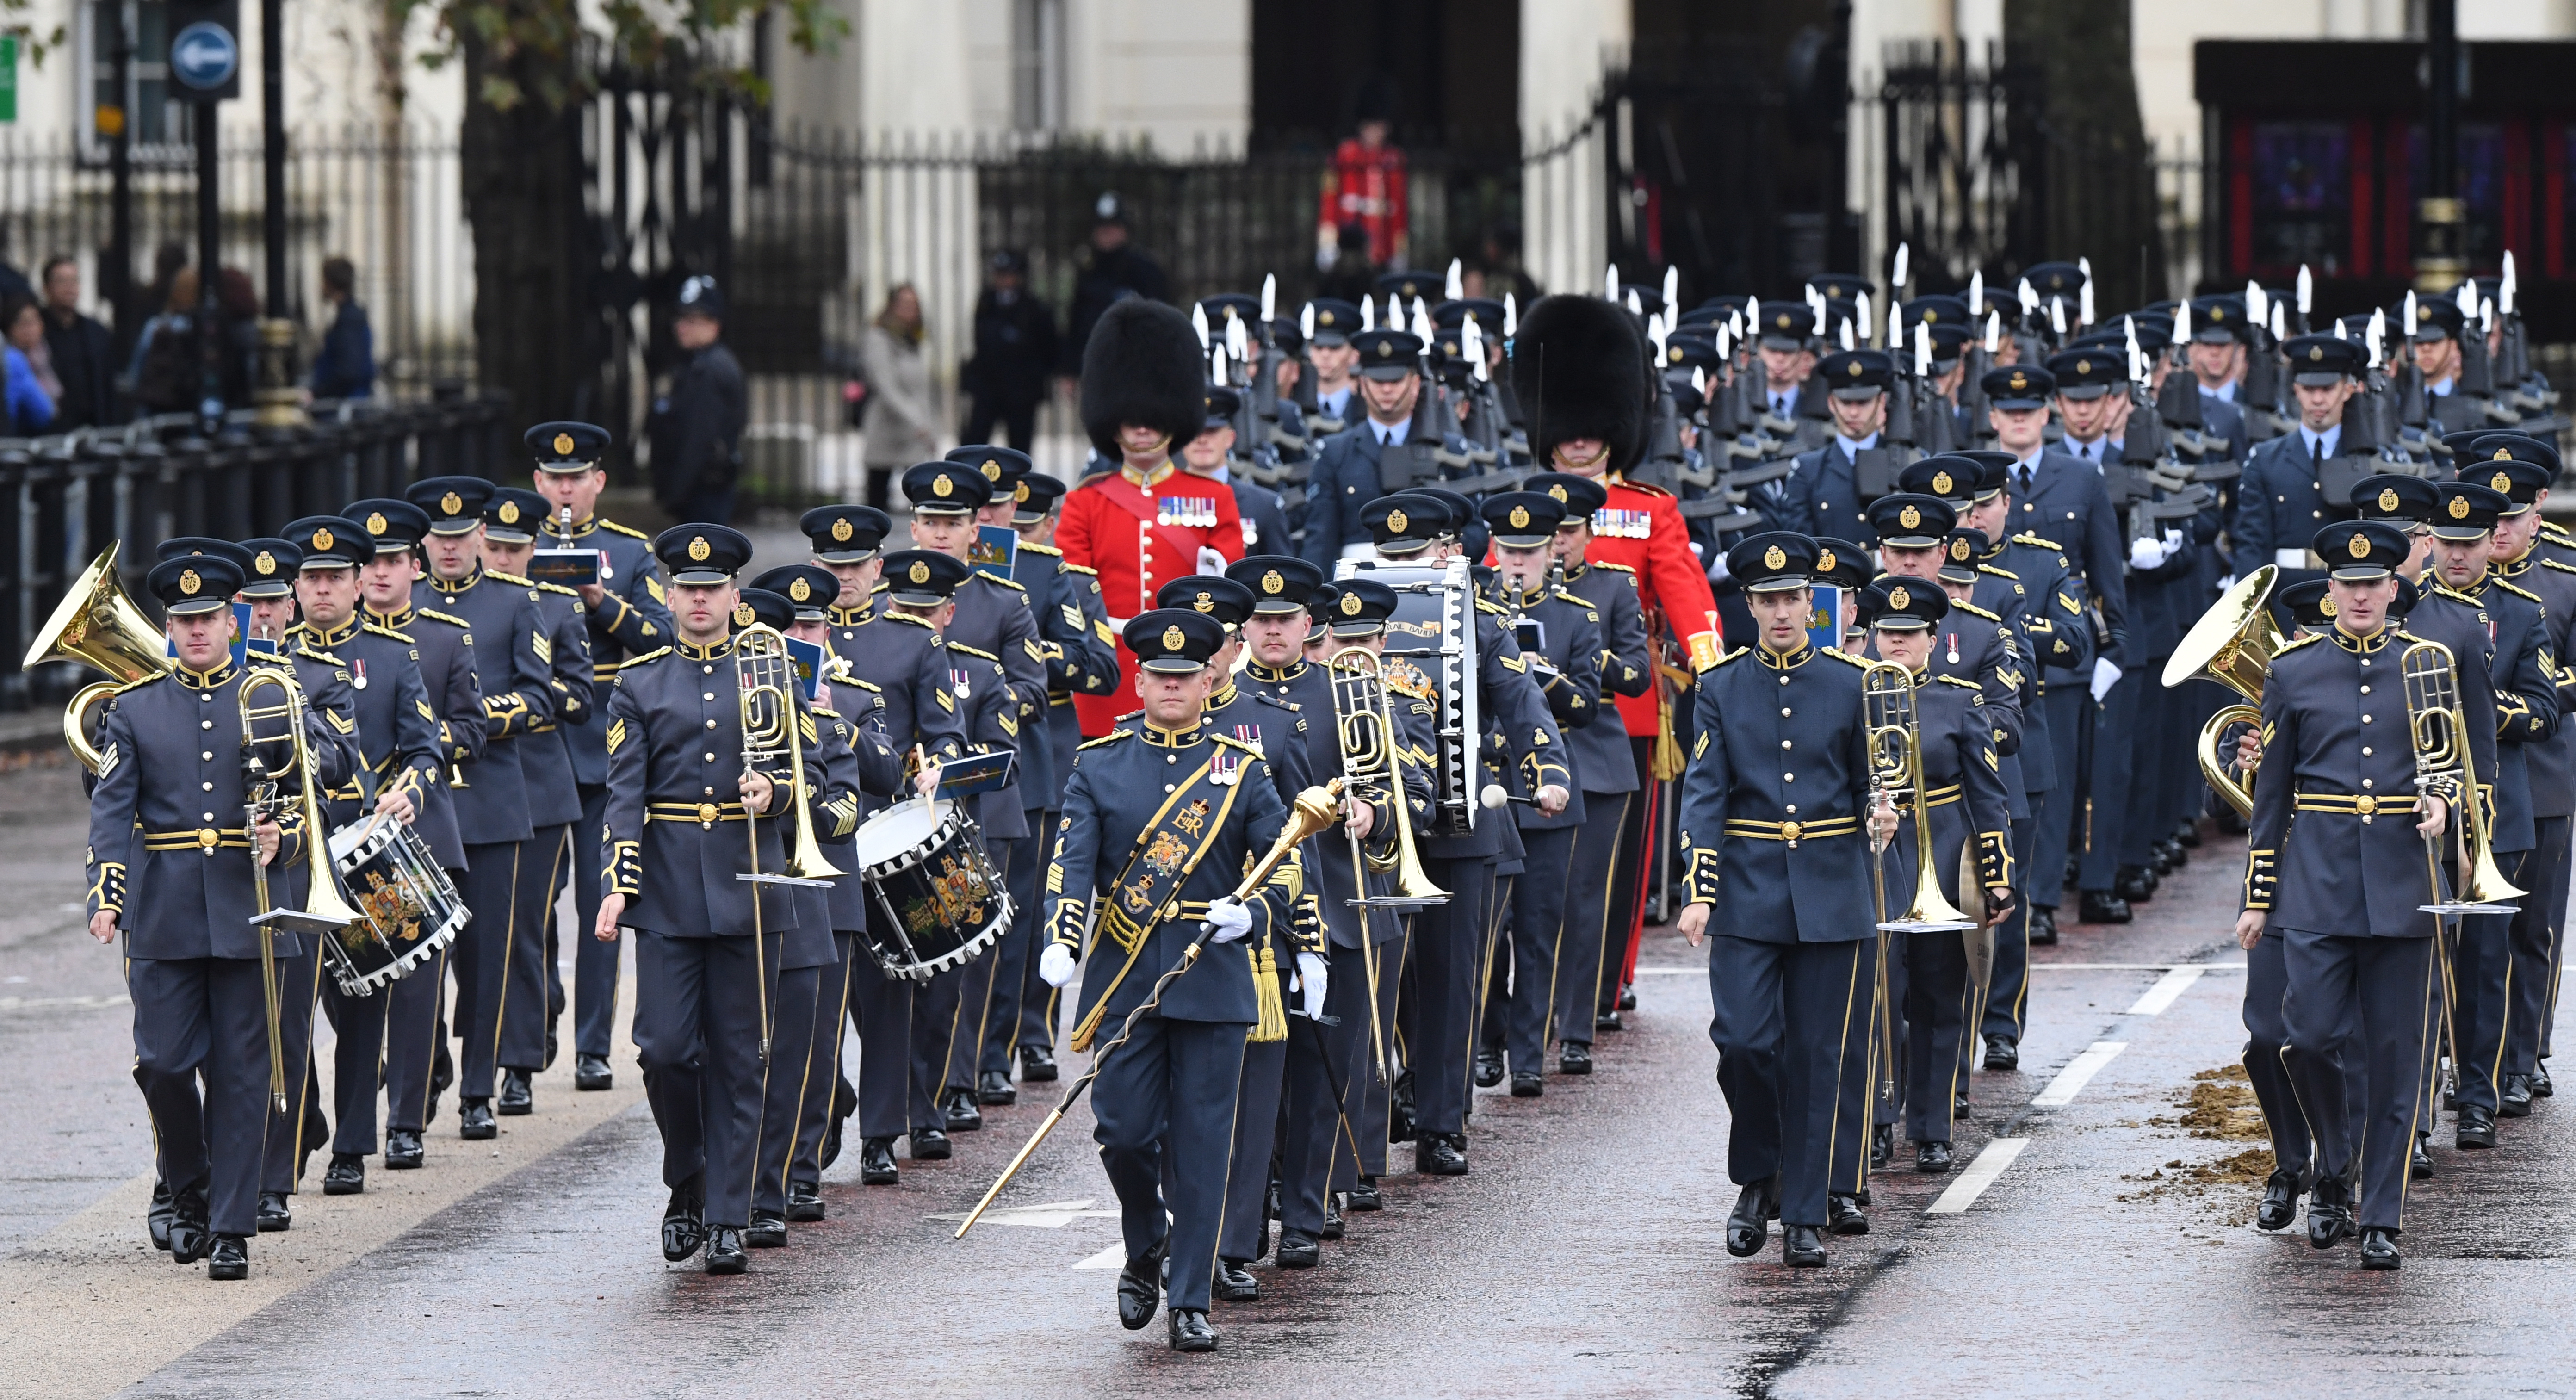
[126,267,204,414]
[4,294,59,434]
[309,255,376,401]
[648,274,747,525]
[961,250,1056,452]
[1063,192,1169,371]
[860,282,939,511]
[39,257,117,429]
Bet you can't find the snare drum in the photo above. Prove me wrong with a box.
[852,798,1014,981]
[324,812,471,996]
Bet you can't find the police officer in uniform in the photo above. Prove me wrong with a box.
[523,421,675,1093]
[280,515,445,1199]
[88,553,301,1280]
[346,499,484,1166]
[2237,520,2467,1269]
[649,275,748,525]
[597,524,850,1274]
[804,506,970,1176]
[1032,608,1313,1351]
[1678,532,1895,1267]
[405,476,560,1132]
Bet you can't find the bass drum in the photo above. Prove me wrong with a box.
[851,797,1014,982]
[323,812,470,997]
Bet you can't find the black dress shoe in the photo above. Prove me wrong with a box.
[2411,1136,2437,1179]
[1214,1259,1259,1301]
[1345,1177,1382,1212]
[910,1127,951,1161]
[1618,985,1637,1010]
[1869,1123,1893,1169]
[1320,1197,1344,1240]
[1021,1043,1059,1082]
[943,1089,983,1132]
[1915,1140,1955,1173]
[1558,1042,1593,1075]
[1725,1178,1778,1258]
[662,1189,707,1262]
[861,1138,900,1183]
[1415,1132,1468,1176]
[2534,1063,2555,1097]
[786,1181,826,1223]
[323,1153,365,1196]
[1169,1307,1217,1352]
[1953,1093,1973,1123]
[2255,1169,2302,1230]
[2457,1103,2499,1149]
[149,1182,174,1251]
[1594,1010,1623,1033]
[1510,1070,1543,1097]
[1117,1239,1166,1330]
[2027,906,2059,946]
[978,1068,1018,1106]
[2079,891,2132,924]
[1827,1193,1869,1235]
[744,1209,788,1248]
[704,1226,748,1274]
[1473,1047,1505,1088]
[2174,820,2203,849]
[497,1069,533,1115]
[384,1128,424,1169]
[2113,867,2156,903]
[256,1191,292,1233]
[2501,1074,2534,1117]
[2306,1177,2354,1249]
[1275,1229,1320,1268]
[1983,1035,2019,1071]
[2359,1227,2402,1270]
[1782,1223,1826,1267]
[459,1099,497,1140]
[206,1234,249,1281]
[574,1053,613,1091]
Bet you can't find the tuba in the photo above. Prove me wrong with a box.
[735,624,845,883]
[1863,661,1975,933]
[2401,638,2524,913]
[23,543,169,773]
[1325,646,1445,910]
[2163,566,2287,817]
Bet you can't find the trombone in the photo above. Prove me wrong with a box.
[238,665,361,1114]
[2163,567,2287,817]
[2402,639,2523,916]
[1326,645,1444,1088]
[733,623,842,1062]
[1864,662,1974,934]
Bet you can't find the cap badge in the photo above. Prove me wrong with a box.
[440,491,463,516]
[2008,372,2028,390]
[553,432,575,456]
[2494,447,2514,460]
[179,569,201,596]
[1931,471,1953,496]
[254,551,276,576]
[1318,310,1335,326]
[1816,548,1837,573]
[1387,508,1409,534]
[1376,341,1393,357]
[1341,592,1363,617]
[831,518,854,543]
[2350,533,2374,558]
[909,560,931,585]
[1847,360,1863,377]
[2493,472,2512,493]
[2449,495,2472,520]
[366,512,388,536]
[1889,586,1910,610]
[2379,488,2400,512]
[2309,345,2325,362]
[2076,359,2091,374]
[1193,591,1213,612]
[1899,505,1922,530]
[1547,484,1568,502]
[733,602,755,626]
[1668,347,1683,363]
[1261,570,1282,595]
[1509,506,1530,529]
[1951,538,1971,560]
[788,577,811,602]
[1776,313,1792,329]
[1162,625,1187,650]
[1015,483,1030,502]
[313,528,334,552]
[499,501,520,525]
[2210,307,2225,321]
[688,536,712,562]
[981,458,1002,481]
[1764,545,1787,570]
[932,473,954,498]
[2321,596,2339,616]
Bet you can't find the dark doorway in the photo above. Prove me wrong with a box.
[1249,0,1519,161]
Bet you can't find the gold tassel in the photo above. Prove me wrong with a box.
[1251,940,1288,1043]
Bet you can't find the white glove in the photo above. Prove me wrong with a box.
[2090,657,2122,703]
[1296,952,1329,1018]
[2216,575,2235,594]
[1039,942,1077,987]
[1205,897,1254,943]
[1706,550,1732,584]
[2127,534,2165,570]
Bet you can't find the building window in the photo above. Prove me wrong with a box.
[80,0,196,164]
[1012,0,1065,133]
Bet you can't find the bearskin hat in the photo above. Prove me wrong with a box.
[1510,294,1650,473]
[1079,298,1208,458]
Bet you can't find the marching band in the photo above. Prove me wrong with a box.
[53,253,2576,1324]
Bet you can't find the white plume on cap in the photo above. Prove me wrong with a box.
[1839,317,1857,352]
[1913,321,1931,377]
[2176,297,2192,341]
[1445,258,1464,300]
[1300,301,1315,340]
[1892,241,1910,293]
[2271,302,2286,339]
[2018,277,2038,314]
[1604,265,1620,300]
[2297,264,2313,313]
[1662,265,1680,312]
[2078,274,2094,328]
[2050,298,2066,336]
[1984,310,2001,352]
[1968,269,1983,315]
[2246,280,2267,327]
[2403,290,2418,338]
[1191,302,1211,350]
[1360,296,1376,332]
[1226,314,1249,363]
[1261,274,1276,322]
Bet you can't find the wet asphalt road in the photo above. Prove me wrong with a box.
[5,746,2574,1398]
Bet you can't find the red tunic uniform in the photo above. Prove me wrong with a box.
[1317,137,1409,267]
[1057,459,1247,735]
[1579,471,1723,736]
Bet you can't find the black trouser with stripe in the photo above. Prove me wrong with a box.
[1706,934,1878,1229]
